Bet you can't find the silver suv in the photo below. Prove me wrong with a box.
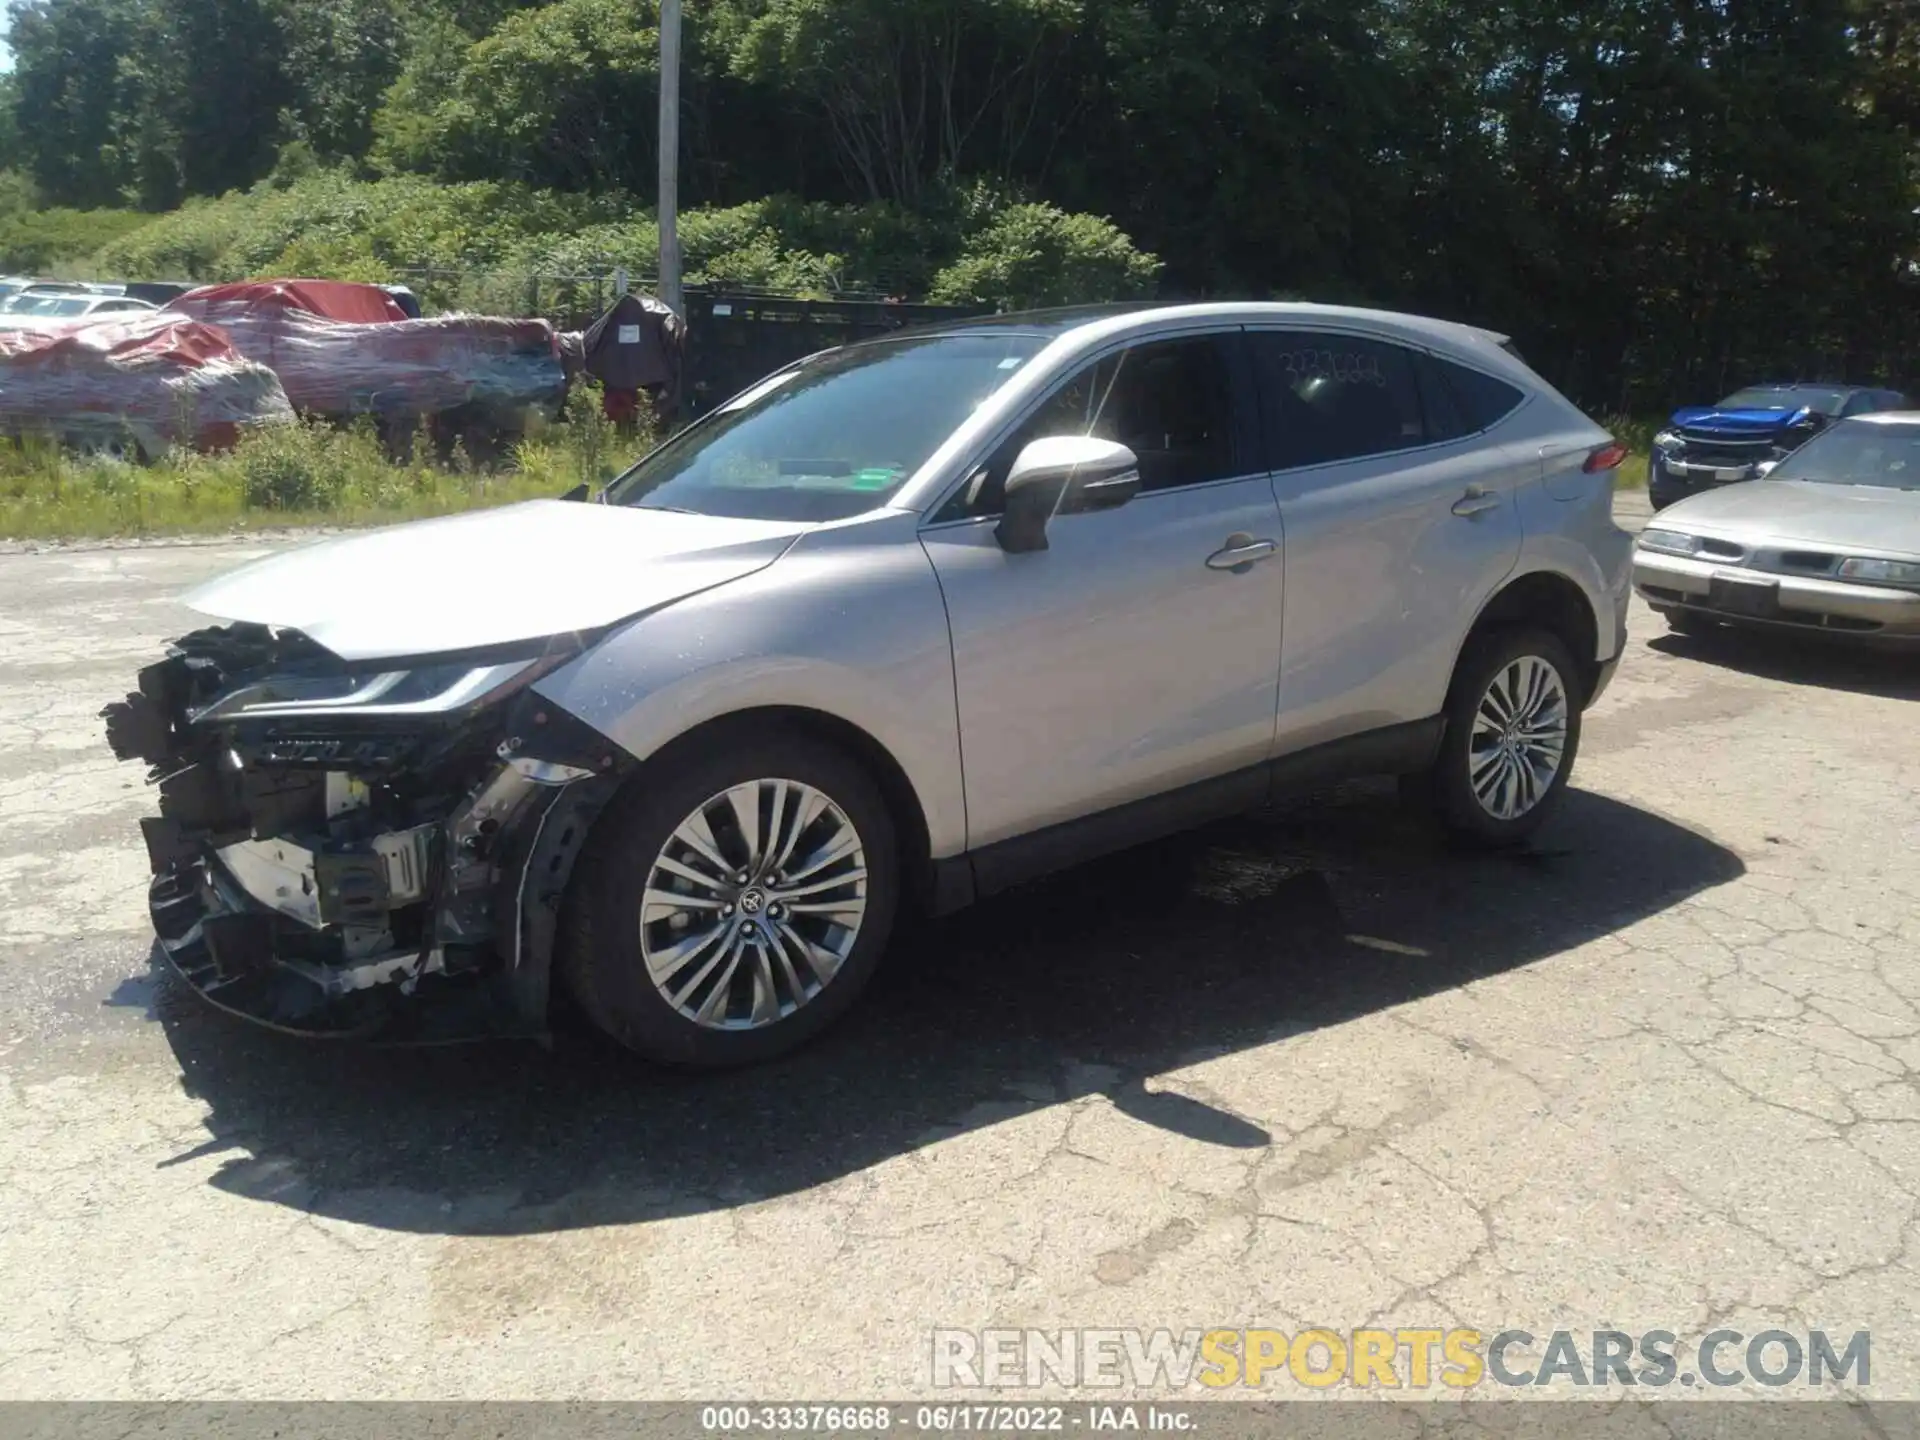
[104,303,1632,1066]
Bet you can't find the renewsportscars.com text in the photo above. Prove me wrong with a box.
[931,1328,1871,1391]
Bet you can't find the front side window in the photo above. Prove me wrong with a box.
[604,332,1046,522]
[937,335,1244,520]
[1251,331,1428,468]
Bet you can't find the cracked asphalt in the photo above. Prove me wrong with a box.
[2,494,1919,1406]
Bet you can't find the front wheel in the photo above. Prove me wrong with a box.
[560,726,898,1068]
[1411,627,1583,848]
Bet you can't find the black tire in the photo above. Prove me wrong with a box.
[1410,627,1583,848]
[559,724,899,1068]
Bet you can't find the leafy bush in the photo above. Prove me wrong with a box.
[87,172,1161,310]
[930,203,1160,310]
[235,420,372,510]
[94,172,627,281]
[0,201,149,273]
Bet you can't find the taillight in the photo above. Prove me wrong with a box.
[1584,441,1628,472]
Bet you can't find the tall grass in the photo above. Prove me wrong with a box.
[0,386,657,541]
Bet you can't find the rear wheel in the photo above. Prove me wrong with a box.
[1410,627,1582,847]
[64,430,146,465]
[560,727,898,1067]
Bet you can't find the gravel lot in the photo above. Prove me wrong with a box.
[2,493,1918,1404]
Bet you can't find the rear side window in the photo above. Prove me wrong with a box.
[1249,331,1428,469]
[1427,355,1525,434]
[1414,356,1471,441]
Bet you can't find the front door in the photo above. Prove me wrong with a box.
[920,331,1286,853]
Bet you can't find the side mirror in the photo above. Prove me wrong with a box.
[559,483,591,503]
[995,436,1141,554]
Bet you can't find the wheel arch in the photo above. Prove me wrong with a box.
[597,704,937,914]
[1458,569,1604,704]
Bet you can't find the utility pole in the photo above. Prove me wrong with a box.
[657,0,683,319]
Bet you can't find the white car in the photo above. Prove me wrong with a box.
[0,292,158,333]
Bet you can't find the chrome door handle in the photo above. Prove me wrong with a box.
[1206,535,1279,572]
[1452,487,1503,518]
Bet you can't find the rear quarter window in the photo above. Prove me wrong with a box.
[1428,356,1525,433]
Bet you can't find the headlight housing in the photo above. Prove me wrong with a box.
[1638,528,1702,557]
[1837,556,1920,586]
[1653,429,1684,452]
[191,651,575,723]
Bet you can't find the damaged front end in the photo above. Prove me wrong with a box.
[103,623,627,1041]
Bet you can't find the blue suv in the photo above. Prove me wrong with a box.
[1649,383,1909,510]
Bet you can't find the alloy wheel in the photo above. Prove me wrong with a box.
[639,778,868,1030]
[1468,654,1569,822]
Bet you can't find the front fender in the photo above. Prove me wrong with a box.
[530,512,969,860]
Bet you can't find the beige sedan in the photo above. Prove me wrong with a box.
[1634,412,1920,646]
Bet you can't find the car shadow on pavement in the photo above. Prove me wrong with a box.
[154,781,1744,1235]
[1648,629,1920,701]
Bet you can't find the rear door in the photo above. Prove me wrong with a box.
[1247,329,1526,753]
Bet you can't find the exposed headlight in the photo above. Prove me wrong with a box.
[191,652,574,723]
[1653,430,1684,452]
[1837,557,1920,586]
[1638,528,1702,556]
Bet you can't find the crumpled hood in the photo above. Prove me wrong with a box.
[186,499,809,661]
[1658,479,1920,554]
[1671,404,1813,436]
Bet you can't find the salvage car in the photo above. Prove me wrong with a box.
[1,311,293,460]
[1649,382,1908,510]
[1635,411,1920,645]
[105,302,1633,1066]
[164,280,566,453]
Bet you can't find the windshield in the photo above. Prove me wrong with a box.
[1716,387,1846,415]
[5,295,91,317]
[1768,420,1920,490]
[606,332,1047,521]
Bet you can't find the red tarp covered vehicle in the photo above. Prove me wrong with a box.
[0,313,294,459]
[164,281,568,444]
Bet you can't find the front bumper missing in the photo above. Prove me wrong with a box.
[150,859,495,1040]
[147,758,612,1042]
[108,622,630,1043]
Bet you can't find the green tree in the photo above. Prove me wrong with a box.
[723,0,1082,203]
[279,0,407,165]
[0,76,20,171]
[376,0,658,190]
[6,0,141,206]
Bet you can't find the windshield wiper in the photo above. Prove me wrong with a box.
[636,503,704,515]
